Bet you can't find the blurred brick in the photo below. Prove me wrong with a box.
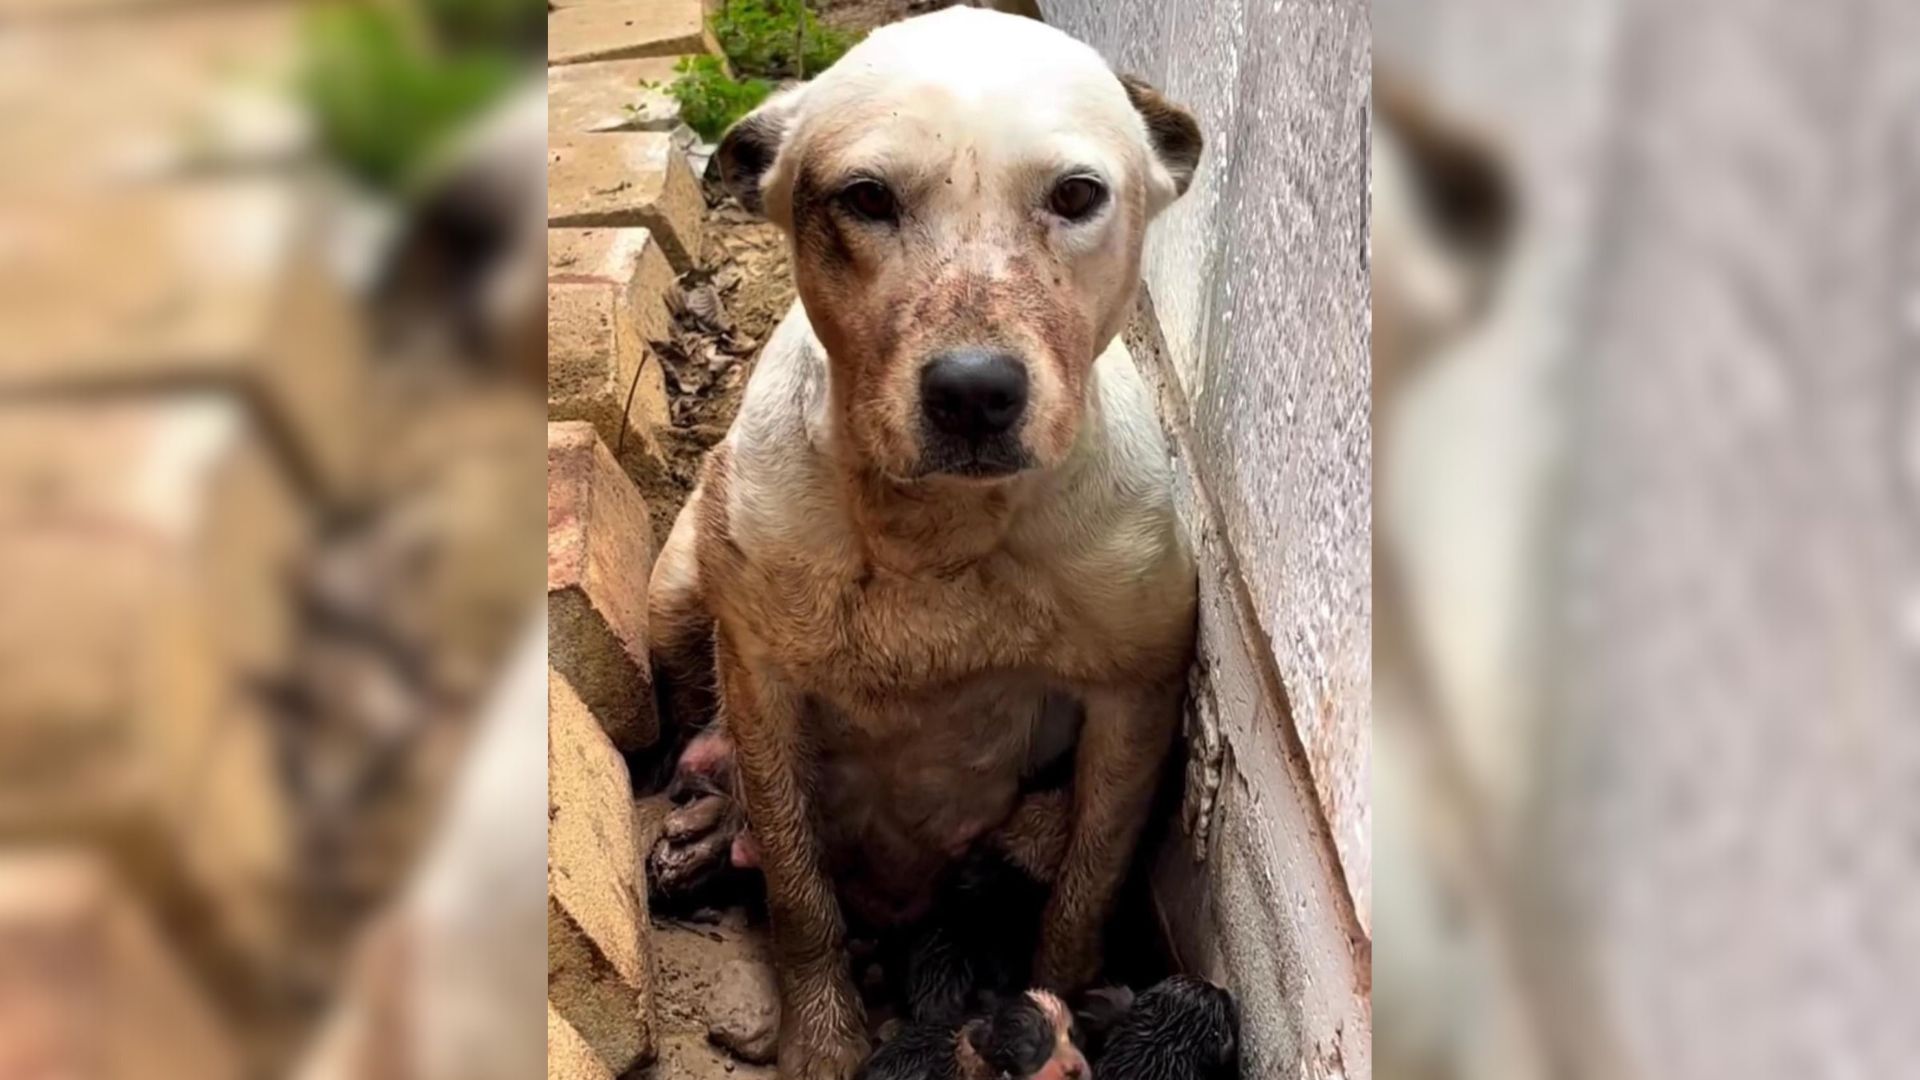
[548,0,718,67]
[548,58,688,135]
[547,282,672,487]
[548,672,655,1075]
[0,397,301,972]
[547,422,658,753]
[548,1003,616,1080]
[547,133,705,271]
[0,183,367,503]
[0,4,306,186]
[0,850,241,1080]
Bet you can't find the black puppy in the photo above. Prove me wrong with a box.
[898,848,1049,1026]
[858,990,1088,1080]
[1081,976,1240,1080]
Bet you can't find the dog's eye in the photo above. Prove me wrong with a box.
[1049,176,1107,221]
[840,180,898,222]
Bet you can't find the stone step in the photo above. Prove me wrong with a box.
[548,226,679,339]
[548,132,706,272]
[0,850,243,1080]
[547,421,660,754]
[0,183,367,505]
[549,0,718,67]
[548,56,689,135]
[548,671,656,1076]
[547,281,672,489]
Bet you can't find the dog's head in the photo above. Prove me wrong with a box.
[717,8,1199,481]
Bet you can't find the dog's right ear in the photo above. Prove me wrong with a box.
[717,85,806,218]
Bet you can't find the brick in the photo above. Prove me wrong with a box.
[547,422,658,753]
[548,226,677,339]
[0,397,302,969]
[548,672,655,1075]
[0,850,242,1080]
[0,183,367,503]
[549,0,718,67]
[549,57,688,135]
[547,132,705,271]
[547,282,671,487]
[549,1003,616,1080]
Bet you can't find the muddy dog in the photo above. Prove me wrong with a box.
[646,9,1202,1077]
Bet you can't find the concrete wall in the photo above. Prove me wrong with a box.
[1036,1,1372,1076]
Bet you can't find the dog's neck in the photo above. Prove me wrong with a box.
[827,394,1104,578]
[837,460,1044,574]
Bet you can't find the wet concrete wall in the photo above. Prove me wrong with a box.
[1038,1,1373,1076]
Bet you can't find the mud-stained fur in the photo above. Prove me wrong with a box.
[648,10,1202,1077]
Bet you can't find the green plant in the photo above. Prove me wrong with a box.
[421,0,545,52]
[660,0,860,142]
[711,0,861,80]
[298,3,517,191]
[662,55,775,142]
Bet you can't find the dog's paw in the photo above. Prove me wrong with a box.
[777,974,868,1080]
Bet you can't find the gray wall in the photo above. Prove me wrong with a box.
[1037,1,1373,1076]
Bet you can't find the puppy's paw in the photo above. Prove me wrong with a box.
[647,792,743,901]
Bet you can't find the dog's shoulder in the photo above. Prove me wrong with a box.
[714,302,851,560]
[1018,340,1184,569]
[1010,341,1196,670]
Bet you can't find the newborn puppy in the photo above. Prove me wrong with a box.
[858,991,1088,1080]
[900,849,1050,1026]
[1086,976,1240,1080]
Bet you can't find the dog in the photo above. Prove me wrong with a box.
[645,8,1202,1076]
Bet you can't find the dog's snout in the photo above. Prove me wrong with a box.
[920,350,1029,439]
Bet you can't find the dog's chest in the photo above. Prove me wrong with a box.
[739,545,1097,695]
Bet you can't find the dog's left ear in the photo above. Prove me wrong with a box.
[1118,74,1202,201]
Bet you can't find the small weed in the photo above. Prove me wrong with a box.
[712,0,861,80]
[660,56,776,142]
[661,0,862,143]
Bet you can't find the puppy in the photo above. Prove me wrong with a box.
[858,991,1088,1080]
[1082,976,1239,1080]
[646,9,1202,1075]
[899,849,1050,1026]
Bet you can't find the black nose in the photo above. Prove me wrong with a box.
[920,350,1029,438]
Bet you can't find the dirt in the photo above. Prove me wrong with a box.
[642,190,795,546]
[636,795,781,1079]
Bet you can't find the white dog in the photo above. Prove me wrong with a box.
[646,9,1203,1075]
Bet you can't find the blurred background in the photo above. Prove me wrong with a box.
[1372,2,1918,1080]
[0,1,547,1077]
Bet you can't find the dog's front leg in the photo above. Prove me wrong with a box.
[715,630,866,1079]
[1035,679,1183,991]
